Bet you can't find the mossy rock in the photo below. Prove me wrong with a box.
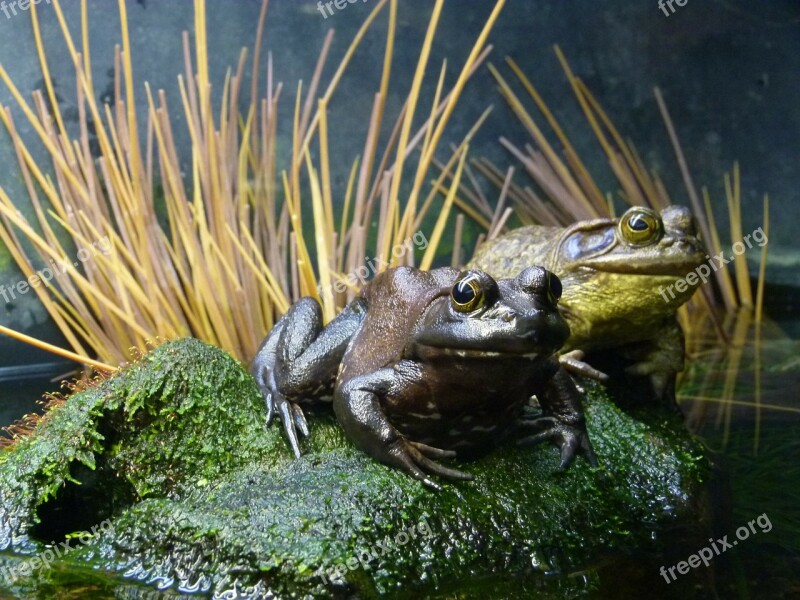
[0,338,712,598]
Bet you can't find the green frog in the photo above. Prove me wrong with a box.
[468,205,707,407]
[251,266,596,489]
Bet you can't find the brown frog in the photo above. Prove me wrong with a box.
[468,206,707,407]
[251,266,597,489]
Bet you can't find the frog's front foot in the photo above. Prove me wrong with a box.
[389,439,473,491]
[559,350,610,383]
[335,369,474,490]
[517,415,598,469]
[264,372,310,459]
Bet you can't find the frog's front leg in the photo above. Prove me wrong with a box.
[518,362,598,468]
[334,366,473,490]
[621,318,684,411]
[251,297,366,457]
[558,349,610,385]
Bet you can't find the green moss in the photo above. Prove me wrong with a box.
[0,339,287,544]
[0,338,712,598]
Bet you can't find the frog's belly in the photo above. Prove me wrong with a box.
[388,402,524,455]
[383,359,533,455]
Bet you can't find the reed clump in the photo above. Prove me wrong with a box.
[0,0,504,371]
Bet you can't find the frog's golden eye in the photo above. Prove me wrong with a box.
[618,208,662,246]
[451,273,485,313]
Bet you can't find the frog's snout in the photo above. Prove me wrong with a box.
[516,310,570,352]
[660,234,707,269]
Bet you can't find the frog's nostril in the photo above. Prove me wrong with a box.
[662,205,698,237]
[517,266,548,294]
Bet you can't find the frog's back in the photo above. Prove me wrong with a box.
[469,226,561,279]
[338,267,458,383]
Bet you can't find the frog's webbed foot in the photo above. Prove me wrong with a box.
[517,416,598,469]
[522,365,598,468]
[559,350,610,383]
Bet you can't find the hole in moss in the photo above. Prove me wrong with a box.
[30,459,134,545]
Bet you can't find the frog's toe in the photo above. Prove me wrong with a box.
[519,425,578,466]
[388,445,442,490]
[516,415,559,430]
[416,455,473,482]
[388,440,472,489]
[407,441,457,459]
[516,429,556,448]
[292,404,310,437]
[405,441,472,482]
[560,351,610,383]
[518,419,597,468]
[557,434,580,469]
[264,391,275,426]
[274,395,304,459]
[580,435,599,468]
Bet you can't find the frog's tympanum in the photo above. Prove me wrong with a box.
[251,266,596,488]
[469,206,706,408]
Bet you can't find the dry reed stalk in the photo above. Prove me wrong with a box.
[0,0,505,370]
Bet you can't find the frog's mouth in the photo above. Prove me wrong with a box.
[574,234,707,275]
[579,249,706,275]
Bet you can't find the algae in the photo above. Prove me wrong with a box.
[0,338,712,598]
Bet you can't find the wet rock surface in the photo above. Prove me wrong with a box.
[0,338,711,598]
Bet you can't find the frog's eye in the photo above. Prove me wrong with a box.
[546,271,562,306]
[451,273,486,313]
[618,207,662,246]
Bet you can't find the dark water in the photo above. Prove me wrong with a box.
[674,319,800,600]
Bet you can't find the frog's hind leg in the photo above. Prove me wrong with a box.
[335,369,473,490]
[251,297,366,457]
